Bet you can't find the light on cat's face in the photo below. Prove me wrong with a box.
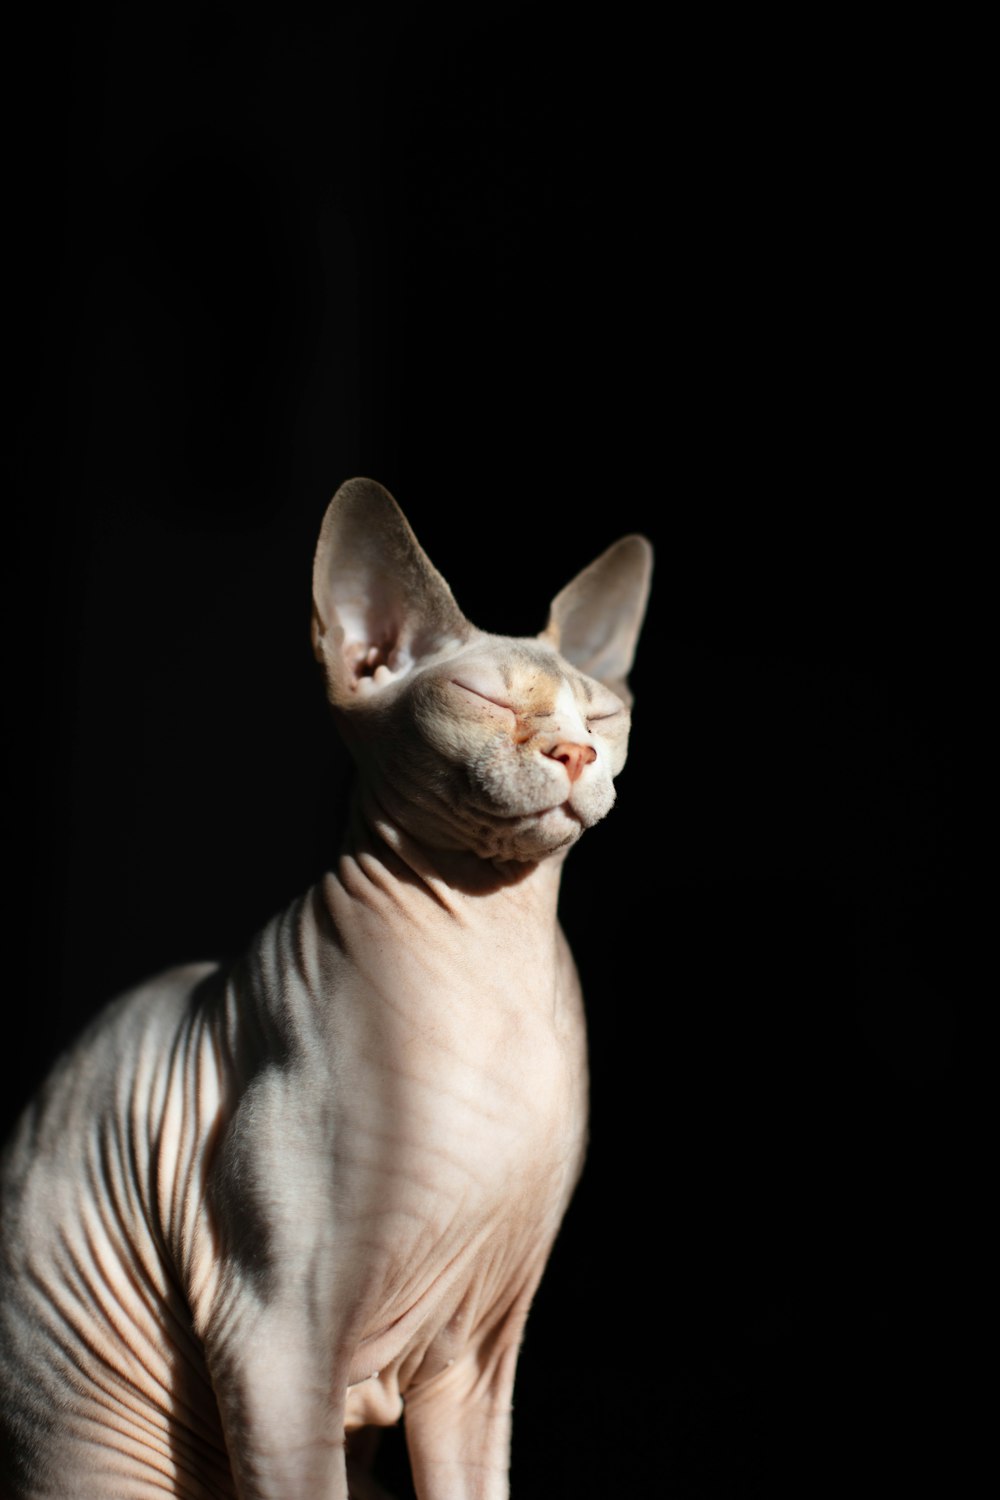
[311,479,650,865]
[365,638,631,864]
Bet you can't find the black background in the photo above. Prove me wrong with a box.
[4,4,971,1496]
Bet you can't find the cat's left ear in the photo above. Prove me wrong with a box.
[541,535,653,704]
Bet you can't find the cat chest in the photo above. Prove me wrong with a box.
[335,1116,581,1430]
[334,960,587,1193]
[211,957,587,1286]
[294,1001,586,1265]
[341,1209,560,1431]
[228,979,586,1331]
[340,1011,587,1361]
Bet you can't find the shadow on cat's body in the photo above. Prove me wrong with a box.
[0,479,651,1500]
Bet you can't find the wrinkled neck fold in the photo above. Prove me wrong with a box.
[341,783,566,913]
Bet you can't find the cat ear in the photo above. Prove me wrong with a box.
[541,535,653,703]
[312,477,472,705]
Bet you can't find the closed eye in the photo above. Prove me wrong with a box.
[450,679,518,720]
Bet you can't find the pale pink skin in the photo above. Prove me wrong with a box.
[0,480,651,1499]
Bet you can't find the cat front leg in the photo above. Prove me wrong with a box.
[203,1301,353,1500]
[403,1326,528,1500]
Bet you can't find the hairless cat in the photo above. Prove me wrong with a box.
[0,478,652,1499]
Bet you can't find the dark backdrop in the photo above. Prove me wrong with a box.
[5,5,967,1496]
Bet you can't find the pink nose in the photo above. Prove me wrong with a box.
[545,741,597,783]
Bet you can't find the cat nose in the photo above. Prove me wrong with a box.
[544,741,597,783]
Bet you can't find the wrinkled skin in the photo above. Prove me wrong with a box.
[0,480,651,1499]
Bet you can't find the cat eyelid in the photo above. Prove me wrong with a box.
[450,679,517,715]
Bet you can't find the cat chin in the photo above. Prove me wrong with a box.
[479,805,584,862]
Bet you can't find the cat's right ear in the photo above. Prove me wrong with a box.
[312,478,472,707]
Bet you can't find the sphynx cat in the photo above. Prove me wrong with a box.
[0,479,652,1499]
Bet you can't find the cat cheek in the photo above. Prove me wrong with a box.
[592,722,630,770]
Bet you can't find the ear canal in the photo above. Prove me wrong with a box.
[312,478,473,705]
[542,534,653,701]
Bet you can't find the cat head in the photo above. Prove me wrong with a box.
[312,478,652,865]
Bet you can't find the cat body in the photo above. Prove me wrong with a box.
[0,481,651,1500]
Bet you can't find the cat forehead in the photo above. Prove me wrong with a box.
[449,639,599,705]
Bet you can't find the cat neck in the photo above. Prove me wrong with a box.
[225,787,575,1059]
[338,783,566,915]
